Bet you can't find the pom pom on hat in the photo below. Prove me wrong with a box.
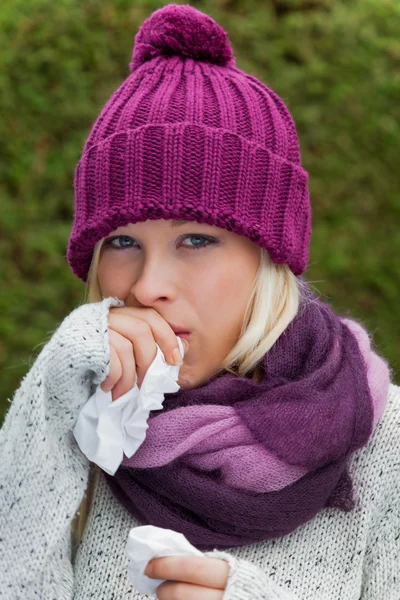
[130,3,236,72]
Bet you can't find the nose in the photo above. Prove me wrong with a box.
[130,256,177,306]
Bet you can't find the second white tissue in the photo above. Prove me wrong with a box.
[126,525,204,596]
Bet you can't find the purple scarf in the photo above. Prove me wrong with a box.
[104,285,391,551]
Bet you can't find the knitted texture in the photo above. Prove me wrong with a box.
[77,385,400,600]
[66,3,311,281]
[1,298,399,599]
[0,297,123,598]
[104,285,392,550]
[204,551,298,599]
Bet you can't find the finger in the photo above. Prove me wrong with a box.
[108,314,159,388]
[109,307,187,365]
[156,581,224,600]
[109,329,139,400]
[100,342,122,393]
[146,556,229,589]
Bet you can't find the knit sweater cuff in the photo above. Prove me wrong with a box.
[204,550,298,600]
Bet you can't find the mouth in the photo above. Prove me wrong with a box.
[167,322,191,337]
[176,332,191,341]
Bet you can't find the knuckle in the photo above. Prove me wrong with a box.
[110,348,122,372]
[119,337,133,353]
[167,556,193,582]
[109,330,134,355]
[187,556,205,580]
[146,310,174,335]
[132,318,151,336]
[110,363,123,383]
[191,557,205,577]
[173,556,189,572]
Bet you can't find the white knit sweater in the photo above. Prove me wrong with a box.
[1,296,399,600]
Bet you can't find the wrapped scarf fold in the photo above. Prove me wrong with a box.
[104,285,391,550]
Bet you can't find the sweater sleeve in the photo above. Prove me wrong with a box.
[204,550,298,600]
[0,296,124,600]
[360,383,400,599]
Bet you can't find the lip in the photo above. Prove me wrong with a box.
[167,323,191,335]
[176,332,191,341]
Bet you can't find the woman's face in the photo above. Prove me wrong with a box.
[97,219,261,389]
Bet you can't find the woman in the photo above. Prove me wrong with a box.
[1,4,399,599]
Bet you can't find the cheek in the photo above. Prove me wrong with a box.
[219,262,251,301]
[98,256,131,296]
[193,265,249,322]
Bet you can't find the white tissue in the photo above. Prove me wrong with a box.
[126,525,204,596]
[72,337,185,475]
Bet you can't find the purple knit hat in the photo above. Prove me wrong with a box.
[67,3,311,282]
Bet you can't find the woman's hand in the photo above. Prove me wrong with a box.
[100,306,189,401]
[144,555,229,599]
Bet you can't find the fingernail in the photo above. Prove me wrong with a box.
[144,561,153,576]
[172,347,183,365]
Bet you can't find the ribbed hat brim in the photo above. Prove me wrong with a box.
[67,122,310,281]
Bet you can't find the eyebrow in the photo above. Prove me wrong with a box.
[109,219,205,237]
[170,219,192,228]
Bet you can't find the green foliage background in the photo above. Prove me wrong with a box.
[1,0,399,424]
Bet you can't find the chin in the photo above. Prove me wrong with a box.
[177,370,197,390]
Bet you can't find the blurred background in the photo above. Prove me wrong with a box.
[1,0,399,425]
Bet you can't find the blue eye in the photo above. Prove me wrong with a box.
[103,236,137,249]
[182,235,215,250]
[102,234,216,251]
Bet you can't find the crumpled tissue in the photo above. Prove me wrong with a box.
[126,525,204,597]
[72,336,186,475]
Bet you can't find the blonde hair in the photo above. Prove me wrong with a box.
[71,235,312,557]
